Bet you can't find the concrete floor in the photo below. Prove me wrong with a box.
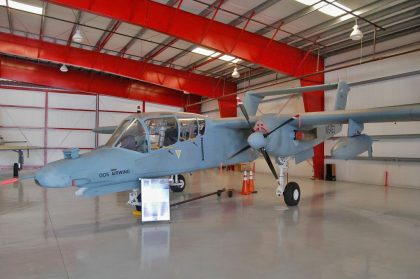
[1,169,420,279]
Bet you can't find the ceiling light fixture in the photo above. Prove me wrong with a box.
[72,28,83,43]
[192,47,241,64]
[231,67,240,78]
[60,64,68,72]
[1,0,43,15]
[350,20,363,40]
[192,47,215,56]
[295,0,352,18]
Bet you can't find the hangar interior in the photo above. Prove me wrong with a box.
[0,0,420,278]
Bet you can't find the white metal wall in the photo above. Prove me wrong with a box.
[325,51,420,188]
[0,89,45,167]
[0,88,182,168]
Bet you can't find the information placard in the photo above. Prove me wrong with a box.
[141,178,170,222]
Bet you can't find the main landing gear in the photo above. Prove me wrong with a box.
[276,157,300,206]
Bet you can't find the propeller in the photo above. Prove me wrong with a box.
[231,99,300,180]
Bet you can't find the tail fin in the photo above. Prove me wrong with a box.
[334,81,350,110]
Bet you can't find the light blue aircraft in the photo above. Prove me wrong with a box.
[2,82,420,207]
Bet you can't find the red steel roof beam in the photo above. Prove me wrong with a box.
[0,32,236,99]
[0,55,202,111]
[185,9,253,72]
[46,0,323,83]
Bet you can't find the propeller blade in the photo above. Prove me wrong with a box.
[237,97,255,132]
[260,148,278,180]
[265,114,300,137]
[228,144,251,160]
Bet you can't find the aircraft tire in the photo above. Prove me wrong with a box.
[283,182,300,206]
[170,174,186,192]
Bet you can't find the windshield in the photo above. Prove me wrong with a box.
[105,118,148,153]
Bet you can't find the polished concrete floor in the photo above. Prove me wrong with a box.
[1,169,420,279]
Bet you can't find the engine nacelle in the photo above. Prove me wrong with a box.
[331,134,372,160]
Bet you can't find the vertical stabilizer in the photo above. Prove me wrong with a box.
[334,81,350,110]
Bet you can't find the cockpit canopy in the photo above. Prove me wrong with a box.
[105,115,205,152]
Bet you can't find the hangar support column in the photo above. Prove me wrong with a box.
[299,59,325,180]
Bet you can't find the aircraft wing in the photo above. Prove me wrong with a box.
[0,145,44,151]
[298,103,420,127]
[92,125,118,134]
[211,117,254,129]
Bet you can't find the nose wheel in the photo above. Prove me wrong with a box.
[170,174,186,192]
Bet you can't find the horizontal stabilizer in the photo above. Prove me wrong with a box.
[92,126,117,134]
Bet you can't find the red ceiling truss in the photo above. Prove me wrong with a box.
[0,55,201,113]
[46,0,324,82]
[0,33,235,98]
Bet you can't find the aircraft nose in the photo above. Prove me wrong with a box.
[35,165,72,188]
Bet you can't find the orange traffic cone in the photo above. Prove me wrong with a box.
[241,170,250,195]
[248,170,255,193]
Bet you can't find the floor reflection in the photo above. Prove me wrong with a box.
[140,224,171,267]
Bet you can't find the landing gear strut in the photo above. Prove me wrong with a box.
[276,157,300,206]
[128,189,142,211]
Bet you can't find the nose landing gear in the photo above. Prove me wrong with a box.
[169,174,186,192]
[128,189,142,211]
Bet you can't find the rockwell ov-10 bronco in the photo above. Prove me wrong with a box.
[2,81,420,207]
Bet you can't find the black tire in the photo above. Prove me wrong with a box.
[227,189,233,198]
[170,174,186,192]
[135,193,142,211]
[13,163,19,177]
[283,182,300,206]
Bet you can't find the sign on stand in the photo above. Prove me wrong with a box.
[140,178,170,222]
